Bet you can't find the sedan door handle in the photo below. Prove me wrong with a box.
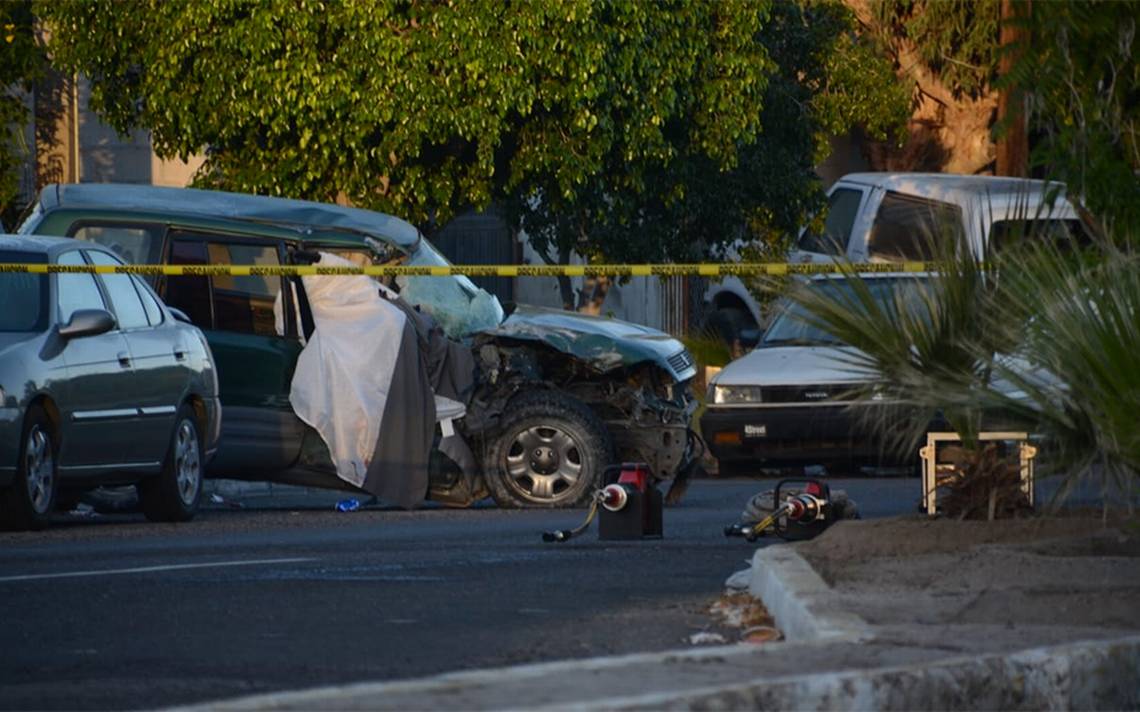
[173,349,186,361]
[117,351,132,368]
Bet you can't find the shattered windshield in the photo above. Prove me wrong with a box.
[397,238,505,338]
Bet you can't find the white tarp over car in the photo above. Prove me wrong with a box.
[289,252,436,508]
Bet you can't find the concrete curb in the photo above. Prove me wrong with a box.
[171,635,1140,711]
[171,644,767,711]
[748,544,872,642]
[570,635,1140,710]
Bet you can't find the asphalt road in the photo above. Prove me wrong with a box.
[0,477,919,710]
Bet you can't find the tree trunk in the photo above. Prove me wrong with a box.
[995,0,1029,177]
[576,275,611,315]
[845,0,999,175]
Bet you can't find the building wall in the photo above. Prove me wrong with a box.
[27,74,202,197]
[77,79,203,186]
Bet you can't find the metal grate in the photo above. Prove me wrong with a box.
[758,385,852,403]
[668,349,695,374]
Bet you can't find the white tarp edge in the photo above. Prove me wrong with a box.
[289,252,407,488]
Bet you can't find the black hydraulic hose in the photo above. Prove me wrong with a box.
[542,499,600,543]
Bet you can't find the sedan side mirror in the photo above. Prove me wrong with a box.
[58,309,116,339]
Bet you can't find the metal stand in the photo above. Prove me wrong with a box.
[919,431,1037,516]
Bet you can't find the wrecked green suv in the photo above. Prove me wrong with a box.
[19,184,699,508]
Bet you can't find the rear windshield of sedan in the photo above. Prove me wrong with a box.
[0,250,48,332]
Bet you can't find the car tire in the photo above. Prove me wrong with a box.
[484,390,613,509]
[2,406,58,531]
[139,404,203,523]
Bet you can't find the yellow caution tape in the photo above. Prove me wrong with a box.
[0,261,938,277]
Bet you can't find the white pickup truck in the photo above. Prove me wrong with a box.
[704,172,1088,345]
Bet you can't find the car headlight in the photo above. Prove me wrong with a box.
[711,385,763,404]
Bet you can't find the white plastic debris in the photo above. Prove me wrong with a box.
[724,569,752,591]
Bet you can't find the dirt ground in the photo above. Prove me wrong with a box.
[795,513,1140,632]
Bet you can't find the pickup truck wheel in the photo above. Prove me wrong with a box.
[139,404,203,522]
[705,307,753,348]
[1,406,57,531]
[485,391,613,509]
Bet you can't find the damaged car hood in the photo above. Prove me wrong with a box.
[488,305,696,381]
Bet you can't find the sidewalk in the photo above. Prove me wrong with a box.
[178,514,1140,710]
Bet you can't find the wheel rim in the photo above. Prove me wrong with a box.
[174,419,201,505]
[24,425,54,515]
[504,425,584,503]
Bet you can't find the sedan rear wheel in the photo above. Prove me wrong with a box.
[139,404,203,522]
[1,406,57,530]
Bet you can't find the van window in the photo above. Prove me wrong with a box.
[165,238,214,328]
[71,224,165,264]
[163,232,284,336]
[207,242,282,335]
[868,192,964,261]
[797,188,863,255]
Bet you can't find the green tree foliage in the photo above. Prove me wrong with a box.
[508,0,909,270]
[811,10,912,154]
[0,1,44,220]
[868,0,1140,230]
[872,0,1000,100]
[38,0,770,229]
[1010,1,1140,231]
[40,0,905,272]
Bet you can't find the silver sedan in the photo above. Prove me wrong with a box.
[0,236,220,529]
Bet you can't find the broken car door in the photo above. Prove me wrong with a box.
[161,231,305,474]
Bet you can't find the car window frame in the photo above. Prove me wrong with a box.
[86,249,153,332]
[54,248,111,327]
[131,273,166,327]
[161,229,297,340]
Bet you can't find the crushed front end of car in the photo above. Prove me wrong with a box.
[455,304,701,506]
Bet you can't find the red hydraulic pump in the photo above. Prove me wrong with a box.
[597,463,663,540]
[542,463,663,542]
